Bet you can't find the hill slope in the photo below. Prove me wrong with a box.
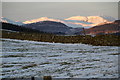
[24,21,83,35]
[85,20,120,35]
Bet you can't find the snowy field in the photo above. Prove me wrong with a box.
[1,38,119,78]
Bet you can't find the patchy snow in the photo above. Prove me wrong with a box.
[1,38,119,78]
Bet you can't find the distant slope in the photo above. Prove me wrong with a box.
[85,20,120,35]
[1,17,23,25]
[1,22,44,33]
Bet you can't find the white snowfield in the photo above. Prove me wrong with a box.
[1,38,119,78]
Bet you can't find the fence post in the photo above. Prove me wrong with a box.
[43,76,52,80]
[31,77,35,80]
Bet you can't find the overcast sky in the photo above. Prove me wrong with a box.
[2,2,118,22]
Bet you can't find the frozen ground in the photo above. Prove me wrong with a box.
[0,38,119,78]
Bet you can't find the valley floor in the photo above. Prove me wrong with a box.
[1,38,119,78]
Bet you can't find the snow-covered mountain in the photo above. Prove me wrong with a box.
[23,17,64,24]
[65,16,115,27]
[1,16,116,28]
[65,16,115,23]
[1,17,24,25]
